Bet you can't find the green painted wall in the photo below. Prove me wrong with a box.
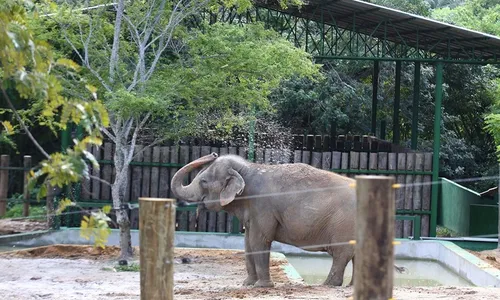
[438,178,491,236]
[469,204,499,237]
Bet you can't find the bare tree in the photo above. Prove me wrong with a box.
[51,0,211,259]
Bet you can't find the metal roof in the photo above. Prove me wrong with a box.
[256,0,500,63]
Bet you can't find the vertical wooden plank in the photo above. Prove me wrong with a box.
[100,142,113,201]
[421,153,433,237]
[294,150,302,163]
[350,151,360,178]
[404,153,415,238]
[0,155,9,217]
[142,147,152,197]
[302,149,311,165]
[388,153,401,238]
[413,153,424,238]
[396,153,407,238]
[264,148,272,164]
[169,146,180,230]
[23,156,31,217]
[340,153,349,176]
[130,145,144,229]
[178,145,190,231]
[158,147,170,198]
[332,151,341,171]
[219,147,229,233]
[359,150,368,176]
[311,151,322,168]
[91,146,102,201]
[130,145,144,202]
[369,153,378,173]
[377,152,388,172]
[208,146,219,232]
[150,147,161,198]
[321,151,332,170]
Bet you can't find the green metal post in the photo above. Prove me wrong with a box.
[430,62,444,237]
[393,61,401,144]
[371,60,380,135]
[411,61,421,150]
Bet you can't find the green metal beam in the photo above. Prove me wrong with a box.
[313,55,499,65]
[411,61,421,150]
[371,60,379,135]
[430,62,444,237]
[393,60,402,144]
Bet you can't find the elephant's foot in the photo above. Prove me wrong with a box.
[322,276,343,287]
[242,276,258,286]
[254,279,274,288]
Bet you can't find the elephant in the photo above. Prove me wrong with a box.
[171,152,359,287]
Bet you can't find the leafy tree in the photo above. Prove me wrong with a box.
[33,0,317,260]
[0,0,109,229]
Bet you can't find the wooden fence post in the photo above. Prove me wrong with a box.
[354,175,396,300]
[0,154,9,217]
[23,156,31,217]
[139,198,175,300]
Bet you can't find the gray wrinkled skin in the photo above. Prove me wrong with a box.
[171,153,357,287]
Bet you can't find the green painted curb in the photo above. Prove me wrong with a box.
[270,252,303,283]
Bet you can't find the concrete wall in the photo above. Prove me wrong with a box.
[439,178,490,236]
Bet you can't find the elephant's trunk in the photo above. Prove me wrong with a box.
[171,152,218,201]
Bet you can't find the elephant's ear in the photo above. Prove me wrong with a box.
[220,169,245,206]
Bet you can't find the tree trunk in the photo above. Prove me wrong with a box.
[498,163,499,250]
[112,142,134,260]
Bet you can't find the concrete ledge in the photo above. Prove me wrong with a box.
[3,229,499,287]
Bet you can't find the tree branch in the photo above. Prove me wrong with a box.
[109,0,126,84]
[89,174,112,187]
[1,87,50,159]
[126,113,151,163]
[101,126,117,143]
[62,32,113,93]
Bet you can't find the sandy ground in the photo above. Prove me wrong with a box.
[0,245,499,299]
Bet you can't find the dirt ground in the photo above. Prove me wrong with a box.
[0,245,499,300]
[468,249,500,270]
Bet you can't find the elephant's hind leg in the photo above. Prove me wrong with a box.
[324,246,353,287]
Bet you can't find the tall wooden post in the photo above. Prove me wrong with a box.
[0,155,9,217]
[139,198,176,300]
[23,156,32,217]
[354,175,396,300]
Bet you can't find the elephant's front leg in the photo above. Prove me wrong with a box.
[243,228,258,286]
[249,226,274,288]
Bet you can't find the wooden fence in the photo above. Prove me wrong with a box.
[0,138,432,238]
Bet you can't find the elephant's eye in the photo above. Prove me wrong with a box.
[199,179,208,189]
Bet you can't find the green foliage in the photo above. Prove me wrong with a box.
[2,204,46,220]
[1,0,110,246]
[80,206,112,249]
[432,0,500,35]
[115,262,140,272]
[368,0,431,16]
[145,22,321,139]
